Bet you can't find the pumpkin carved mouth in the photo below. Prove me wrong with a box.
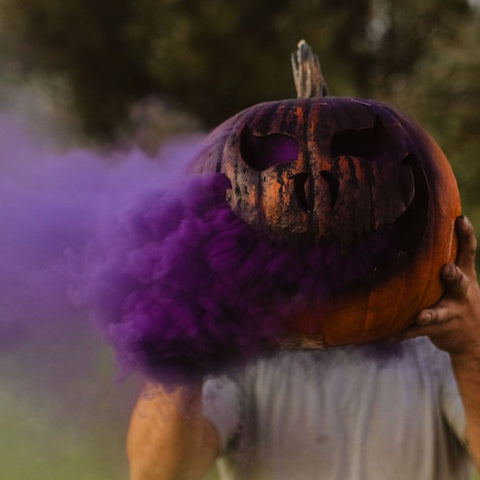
[319,170,339,209]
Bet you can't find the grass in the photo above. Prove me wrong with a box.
[0,387,129,480]
[0,319,139,480]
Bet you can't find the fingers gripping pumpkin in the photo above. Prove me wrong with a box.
[190,61,460,348]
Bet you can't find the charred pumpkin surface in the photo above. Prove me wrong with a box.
[190,96,461,346]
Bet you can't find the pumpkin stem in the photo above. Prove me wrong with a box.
[291,40,328,98]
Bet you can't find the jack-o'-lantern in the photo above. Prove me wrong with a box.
[190,41,461,347]
[86,42,462,385]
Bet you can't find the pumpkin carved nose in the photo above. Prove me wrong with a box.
[294,171,340,213]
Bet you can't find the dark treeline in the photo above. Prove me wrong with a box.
[1,0,480,222]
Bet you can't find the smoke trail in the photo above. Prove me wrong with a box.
[0,110,201,361]
[0,110,207,478]
[0,108,403,390]
[73,147,397,387]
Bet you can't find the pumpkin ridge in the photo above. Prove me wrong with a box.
[412,228,437,322]
[300,98,315,238]
[386,267,408,334]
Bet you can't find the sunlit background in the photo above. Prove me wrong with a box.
[1,1,480,478]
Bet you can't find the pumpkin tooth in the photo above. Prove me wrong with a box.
[294,173,311,212]
[319,170,339,208]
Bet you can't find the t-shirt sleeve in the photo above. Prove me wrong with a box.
[436,348,466,443]
[202,375,243,453]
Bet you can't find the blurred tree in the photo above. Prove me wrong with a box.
[0,0,157,138]
[363,0,471,95]
[0,0,373,137]
[0,0,475,145]
[381,11,480,229]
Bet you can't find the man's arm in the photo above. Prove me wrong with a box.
[127,383,219,480]
[398,216,480,467]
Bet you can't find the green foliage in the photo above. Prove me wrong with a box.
[378,12,480,228]
[1,0,360,134]
[0,0,474,145]
[2,0,480,228]
[0,0,458,134]
[363,0,471,93]
[0,0,154,137]
[1,0,479,256]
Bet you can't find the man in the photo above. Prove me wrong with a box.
[127,216,480,479]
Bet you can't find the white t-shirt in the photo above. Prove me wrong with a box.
[202,338,471,480]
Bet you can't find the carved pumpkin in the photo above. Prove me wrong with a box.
[190,96,461,347]
[83,43,462,385]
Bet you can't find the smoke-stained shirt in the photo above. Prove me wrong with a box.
[202,337,471,480]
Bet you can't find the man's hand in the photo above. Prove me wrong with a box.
[396,216,480,360]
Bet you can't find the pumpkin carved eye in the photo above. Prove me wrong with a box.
[330,115,388,158]
[240,125,298,170]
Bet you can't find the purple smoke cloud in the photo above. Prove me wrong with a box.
[0,110,200,354]
[76,169,394,386]
[0,110,399,388]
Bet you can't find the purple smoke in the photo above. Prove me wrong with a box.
[76,168,395,386]
[0,110,399,388]
[0,110,200,353]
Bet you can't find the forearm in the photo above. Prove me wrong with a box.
[127,384,219,480]
[395,218,480,467]
[451,352,480,468]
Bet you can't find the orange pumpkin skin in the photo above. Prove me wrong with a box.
[190,97,461,347]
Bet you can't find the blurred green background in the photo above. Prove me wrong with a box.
[1,0,480,478]
[2,0,480,223]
